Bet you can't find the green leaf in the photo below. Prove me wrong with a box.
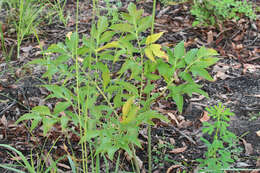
[97,62,111,89]
[32,105,51,116]
[30,117,41,131]
[16,113,39,124]
[60,115,70,132]
[137,110,169,125]
[197,47,218,59]
[157,60,171,82]
[193,57,219,68]
[179,71,193,83]
[174,41,185,60]
[116,81,138,95]
[53,102,71,115]
[137,16,152,33]
[191,66,213,81]
[97,16,108,35]
[110,23,134,33]
[185,48,198,64]
[127,3,137,17]
[102,69,110,90]
[146,32,164,45]
[100,31,116,44]
[42,117,57,136]
[66,32,79,52]
[144,47,155,62]
[168,85,184,113]
[172,94,184,113]
[96,41,120,52]
[80,130,100,143]
[44,42,67,54]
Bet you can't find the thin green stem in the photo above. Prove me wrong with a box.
[148,1,156,172]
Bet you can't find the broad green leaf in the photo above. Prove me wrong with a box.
[102,67,110,89]
[60,115,70,132]
[150,44,169,61]
[176,59,186,68]
[32,105,51,116]
[100,31,116,43]
[157,60,171,81]
[110,23,134,33]
[42,117,57,136]
[127,3,137,17]
[119,38,136,55]
[185,49,198,64]
[44,42,67,54]
[137,110,169,125]
[146,32,164,45]
[30,118,41,131]
[182,83,209,98]
[16,113,40,124]
[80,130,100,143]
[113,49,126,63]
[118,60,142,80]
[97,16,108,35]
[193,57,219,68]
[122,96,135,118]
[121,12,132,24]
[143,83,155,94]
[96,41,120,52]
[98,50,114,60]
[116,81,138,95]
[174,41,185,59]
[53,102,71,115]
[144,47,155,62]
[66,32,79,52]
[137,16,152,33]
[197,47,218,59]
[172,94,184,113]
[179,71,193,83]
[165,47,175,65]
[168,85,184,112]
[191,66,213,81]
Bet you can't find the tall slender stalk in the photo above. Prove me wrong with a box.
[74,0,87,172]
[148,1,157,172]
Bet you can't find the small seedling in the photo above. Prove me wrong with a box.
[197,103,241,172]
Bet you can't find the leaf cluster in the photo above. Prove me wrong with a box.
[191,0,256,26]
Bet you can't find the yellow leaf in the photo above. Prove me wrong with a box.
[144,47,155,62]
[122,96,135,119]
[121,106,139,124]
[96,41,119,52]
[66,32,72,40]
[146,32,164,45]
[150,44,169,61]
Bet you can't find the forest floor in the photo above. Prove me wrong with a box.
[0,0,260,172]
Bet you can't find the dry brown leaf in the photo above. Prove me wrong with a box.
[256,130,260,137]
[200,111,210,122]
[241,138,253,155]
[166,164,182,173]
[168,112,179,125]
[0,85,3,92]
[169,138,176,145]
[169,146,187,154]
[0,115,7,127]
[207,30,213,44]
